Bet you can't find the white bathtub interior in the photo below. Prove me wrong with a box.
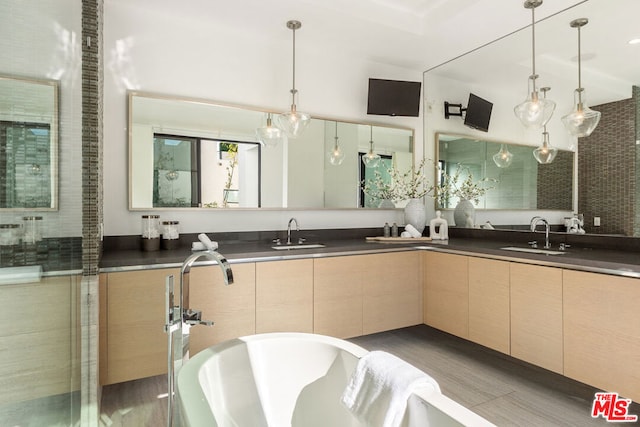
[177,332,495,427]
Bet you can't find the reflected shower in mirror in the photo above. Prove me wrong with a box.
[437,133,573,211]
[129,92,414,210]
[0,75,58,210]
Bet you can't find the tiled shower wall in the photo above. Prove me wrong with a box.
[578,87,638,236]
[81,0,103,425]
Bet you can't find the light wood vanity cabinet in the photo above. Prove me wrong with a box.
[313,255,366,338]
[255,259,312,334]
[424,251,469,339]
[189,263,256,354]
[100,264,256,385]
[313,251,423,338]
[563,270,640,402]
[101,268,179,385]
[468,257,510,354]
[510,263,563,374]
[362,251,423,335]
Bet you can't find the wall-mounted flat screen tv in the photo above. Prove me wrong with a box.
[464,93,493,132]
[367,78,421,117]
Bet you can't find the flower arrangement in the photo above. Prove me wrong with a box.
[363,158,434,203]
[436,163,496,206]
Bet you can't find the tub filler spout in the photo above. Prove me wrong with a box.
[165,233,234,427]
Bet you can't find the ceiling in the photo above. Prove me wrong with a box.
[127,0,586,71]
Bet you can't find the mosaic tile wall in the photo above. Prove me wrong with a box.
[537,150,574,211]
[82,0,103,276]
[578,93,637,235]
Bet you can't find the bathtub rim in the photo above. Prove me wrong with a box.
[176,332,369,426]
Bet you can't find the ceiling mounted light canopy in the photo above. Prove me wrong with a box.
[328,121,345,166]
[534,87,558,164]
[276,20,311,139]
[561,18,601,138]
[514,0,556,129]
[362,126,380,168]
[255,113,283,148]
[493,144,514,168]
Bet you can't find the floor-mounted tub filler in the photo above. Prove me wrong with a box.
[176,332,495,427]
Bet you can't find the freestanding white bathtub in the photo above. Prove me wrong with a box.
[176,332,495,427]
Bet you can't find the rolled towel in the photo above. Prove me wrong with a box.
[341,351,440,427]
[404,224,422,238]
[400,231,412,238]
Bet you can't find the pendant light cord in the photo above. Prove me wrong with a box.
[531,5,536,77]
[290,25,298,108]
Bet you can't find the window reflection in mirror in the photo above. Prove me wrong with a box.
[0,75,58,210]
[129,92,414,210]
[437,133,574,211]
[152,135,260,208]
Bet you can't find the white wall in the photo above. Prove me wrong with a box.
[103,2,420,235]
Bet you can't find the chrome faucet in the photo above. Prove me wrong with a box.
[287,217,300,245]
[165,234,233,426]
[530,216,551,249]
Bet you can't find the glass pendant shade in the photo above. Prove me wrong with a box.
[256,113,284,148]
[277,20,310,139]
[362,148,380,168]
[514,75,556,129]
[493,144,513,168]
[276,105,311,139]
[328,143,345,166]
[328,122,345,165]
[561,89,601,137]
[533,132,558,164]
[562,18,600,138]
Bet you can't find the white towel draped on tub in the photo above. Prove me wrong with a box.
[341,350,440,427]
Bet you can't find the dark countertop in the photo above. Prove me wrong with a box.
[100,228,640,278]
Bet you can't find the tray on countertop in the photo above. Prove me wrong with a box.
[366,236,432,243]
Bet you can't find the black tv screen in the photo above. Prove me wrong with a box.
[367,78,421,117]
[464,93,493,132]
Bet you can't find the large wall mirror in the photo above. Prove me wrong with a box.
[0,75,58,210]
[425,0,639,234]
[437,133,573,210]
[129,92,414,210]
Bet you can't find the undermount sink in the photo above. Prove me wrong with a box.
[271,243,326,251]
[500,246,566,255]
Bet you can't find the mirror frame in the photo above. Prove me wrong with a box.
[0,74,59,211]
[435,132,575,212]
[127,91,416,211]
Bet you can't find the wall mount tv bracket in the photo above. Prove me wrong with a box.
[444,101,467,119]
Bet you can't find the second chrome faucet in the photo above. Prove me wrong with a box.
[530,216,551,249]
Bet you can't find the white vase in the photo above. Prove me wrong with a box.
[453,199,475,228]
[404,198,426,234]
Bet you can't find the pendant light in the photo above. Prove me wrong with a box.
[493,144,514,168]
[276,20,311,138]
[328,121,345,166]
[561,18,601,137]
[255,113,283,148]
[514,0,556,129]
[534,87,558,164]
[362,126,380,168]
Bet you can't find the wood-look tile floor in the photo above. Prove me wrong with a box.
[100,325,640,426]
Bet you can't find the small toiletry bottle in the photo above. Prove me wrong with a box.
[391,222,399,237]
[383,222,391,237]
[161,220,180,250]
[141,215,161,251]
